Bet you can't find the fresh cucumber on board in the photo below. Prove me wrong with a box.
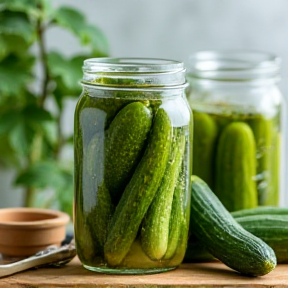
[190,175,276,276]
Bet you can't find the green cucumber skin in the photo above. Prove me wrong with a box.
[163,163,187,260]
[231,206,288,218]
[215,122,258,212]
[236,214,288,239]
[141,127,185,260]
[190,175,276,276]
[104,102,153,204]
[84,134,114,251]
[165,165,191,266]
[192,112,218,188]
[236,215,288,263]
[268,132,280,206]
[104,108,172,267]
[186,210,288,263]
[248,117,274,205]
[81,91,132,128]
[87,182,114,250]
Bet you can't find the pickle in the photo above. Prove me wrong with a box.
[82,133,114,253]
[248,116,273,205]
[104,108,172,267]
[215,122,258,211]
[87,182,114,251]
[141,127,185,260]
[104,102,153,204]
[268,133,280,206]
[163,163,187,260]
[81,91,132,128]
[75,108,109,261]
[193,112,218,188]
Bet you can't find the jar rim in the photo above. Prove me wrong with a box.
[83,57,184,73]
[82,57,187,87]
[187,50,281,83]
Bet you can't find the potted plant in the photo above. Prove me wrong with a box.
[0,0,109,217]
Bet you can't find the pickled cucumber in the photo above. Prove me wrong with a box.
[87,182,114,251]
[248,116,273,205]
[141,127,185,260]
[163,163,187,260]
[104,108,172,267]
[104,102,153,204]
[192,112,218,188]
[215,122,258,211]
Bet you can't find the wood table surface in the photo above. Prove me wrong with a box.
[1,257,288,288]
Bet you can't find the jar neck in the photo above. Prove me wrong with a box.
[187,50,281,86]
[82,58,187,88]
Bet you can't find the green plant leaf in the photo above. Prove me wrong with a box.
[84,25,109,56]
[0,54,34,97]
[0,135,21,167]
[23,104,53,123]
[0,110,22,137]
[15,161,72,191]
[0,34,30,61]
[1,0,40,17]
[54,6,109,56]
[0,11,35,43]
[9,121,34,156]
[41,121,58,147]
[54,6,86,35]
[55,169,73,216]
[48,52,84,98]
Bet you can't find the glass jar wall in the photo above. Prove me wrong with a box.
[74,58,192,274]
[186,51,286,211]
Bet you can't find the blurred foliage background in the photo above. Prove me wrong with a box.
[0,0,109,217]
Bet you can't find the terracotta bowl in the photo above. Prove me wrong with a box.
[0,207,70,258]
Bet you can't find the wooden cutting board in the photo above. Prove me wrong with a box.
[0,257,287,287]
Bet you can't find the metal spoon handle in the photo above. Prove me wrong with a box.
[0,241,76,278]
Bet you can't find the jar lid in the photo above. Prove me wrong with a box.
[187,50,281,83]
[82,58,187,88]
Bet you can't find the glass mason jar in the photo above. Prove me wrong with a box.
[186,50,286,211]
[74,58,192,274]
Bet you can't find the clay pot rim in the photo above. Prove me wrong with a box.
[0,207,70,229]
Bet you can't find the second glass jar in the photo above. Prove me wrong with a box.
[74,58,192,274]
[186,50,286,211]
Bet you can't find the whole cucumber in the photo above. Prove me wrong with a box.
[215,122,258,211]
[105,102,153,205]
[104,108,172,267]
[190,175,276,276]
[186,207,288,263]
[236,214,288,263]
[141,127,185,260]
[231,206,288,218]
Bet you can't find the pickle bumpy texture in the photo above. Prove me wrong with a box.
[163,164,187,260]
[104,108,172,267]
[104,101,153,205]
[192,112,218,188]
[215,122,258,211]
[141,127,185,260]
